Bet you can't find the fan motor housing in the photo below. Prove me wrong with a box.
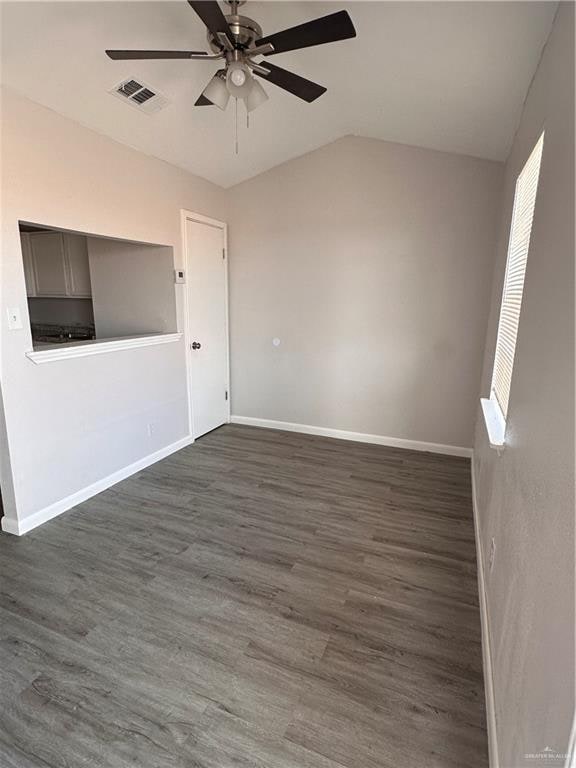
[208,14,263,52]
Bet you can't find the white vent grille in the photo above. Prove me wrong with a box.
[109,78,169,114]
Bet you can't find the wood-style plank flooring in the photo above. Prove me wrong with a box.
[0,424,487,767]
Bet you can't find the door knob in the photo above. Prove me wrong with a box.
[191,341,201,350]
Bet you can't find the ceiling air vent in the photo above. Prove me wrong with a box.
[109,78,169,114]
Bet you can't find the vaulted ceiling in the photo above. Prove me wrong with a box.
[0,1,556,187]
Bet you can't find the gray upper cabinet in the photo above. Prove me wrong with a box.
[20,233,37,297]
[21,232,92,298]
[64,234,92,297]
[29,232,68,297]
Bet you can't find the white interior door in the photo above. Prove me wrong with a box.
[185,216,229,439]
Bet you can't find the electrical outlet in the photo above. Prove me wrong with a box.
[489,537,496,571]
[7,307,23,330]
[147,423,156,438]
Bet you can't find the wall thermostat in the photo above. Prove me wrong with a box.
[174,269,186,284]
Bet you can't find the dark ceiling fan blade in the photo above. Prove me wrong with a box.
[254,62,326,103]
[195,93,213,106]
[106,50,208,60]
[187,1,231,39]
[255,10,356,56]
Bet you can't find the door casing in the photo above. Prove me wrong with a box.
[180,209,230,440]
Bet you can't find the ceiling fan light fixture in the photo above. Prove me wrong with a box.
[226,61,252,98]
[107,3,357,113]
[245,78,269,113]
[202,70,230,110]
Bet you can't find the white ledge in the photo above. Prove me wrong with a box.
[480,397,506,452]
[26,332,183,364]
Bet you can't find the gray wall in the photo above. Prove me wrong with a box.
[87,238,176,339]
[473,5,575,765]
[228,135,502,449]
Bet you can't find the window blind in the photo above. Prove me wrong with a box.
[491,133,544,419]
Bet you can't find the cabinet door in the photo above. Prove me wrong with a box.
[29,232,68,296]
[20,233,37,297]
[64,234,92,297]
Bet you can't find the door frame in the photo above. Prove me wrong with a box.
[180,209,230,440]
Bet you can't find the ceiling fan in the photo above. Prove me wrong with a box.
[106,1,356,114]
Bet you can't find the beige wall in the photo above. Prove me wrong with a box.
[473,5,575,765]
[0,87,226,528]
[228,135,502,449]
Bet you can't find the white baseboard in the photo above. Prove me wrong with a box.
[471,461,500,768]
[230,415,472,458]
[1,435,195,536]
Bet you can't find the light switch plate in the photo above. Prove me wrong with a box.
[174,269,186,284]
[7,307,23,330]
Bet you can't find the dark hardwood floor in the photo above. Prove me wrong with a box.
[0,424,487,767]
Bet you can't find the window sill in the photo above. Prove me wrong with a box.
[480,397,506,452]
[26,332,183,365]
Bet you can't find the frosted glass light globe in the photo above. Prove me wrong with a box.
[202,70,229,110]
[230,69,246,87]
[226,62,252,97]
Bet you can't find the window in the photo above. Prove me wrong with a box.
[482,133,544,448]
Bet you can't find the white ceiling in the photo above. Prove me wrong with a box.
[1,1,556,187]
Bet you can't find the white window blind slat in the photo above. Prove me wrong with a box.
[490,133,544,419]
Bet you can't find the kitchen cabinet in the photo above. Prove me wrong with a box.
[20,233,37,297]
[30,232,69,297]
[64,235,92,297]
[21,232,92,298]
